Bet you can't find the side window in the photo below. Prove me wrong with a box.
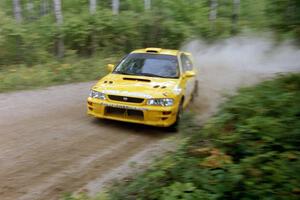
[180,54,193,72]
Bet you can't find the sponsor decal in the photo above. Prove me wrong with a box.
[100,102,148,111]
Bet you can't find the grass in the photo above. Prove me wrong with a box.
[64,73,300,200]
[0,56,117,93]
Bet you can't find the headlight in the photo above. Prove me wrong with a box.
[89,90,106,100]
[147,98,174,106]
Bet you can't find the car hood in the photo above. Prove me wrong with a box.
[92,74,181,99]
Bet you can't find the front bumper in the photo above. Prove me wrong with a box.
[87,97,178,127]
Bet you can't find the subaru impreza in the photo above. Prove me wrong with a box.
[87,48,197,129]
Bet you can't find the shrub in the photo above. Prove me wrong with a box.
[108,73,300,200]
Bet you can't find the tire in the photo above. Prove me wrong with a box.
[191,80,199,103]
[167,100,183,132]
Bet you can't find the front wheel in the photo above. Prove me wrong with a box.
[167,101,183,132]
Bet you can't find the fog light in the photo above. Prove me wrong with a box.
[163,111,172,115]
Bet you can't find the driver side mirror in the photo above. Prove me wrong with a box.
[184,71,196,78]
[107,64,115,73]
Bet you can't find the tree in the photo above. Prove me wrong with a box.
[90,0,97,14]
[40,0,50,16]
[231,0,240,35]
[209,0,218,31]
[144,0,151,10]
[53,0,64,58]
[89,0,97,54]
[26,0,35,20]
[266,0,300,40]
[53,0,63,24]
[13,0,22,23]
[209,0,218,21]
[112,0,119,15]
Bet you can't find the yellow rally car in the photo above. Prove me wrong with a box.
[87,48,197,129]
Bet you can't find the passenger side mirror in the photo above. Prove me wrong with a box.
[184,71,195,78]
[107,64,115,73]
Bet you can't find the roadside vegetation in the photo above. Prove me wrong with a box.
[64,73,300,199]
[1,0,299,92]
[0,56,117,92]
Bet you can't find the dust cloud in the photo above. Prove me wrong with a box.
[182,36,300,122]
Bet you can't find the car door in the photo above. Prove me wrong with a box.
[180,53,196,106]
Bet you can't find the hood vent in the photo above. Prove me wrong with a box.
[123,77,151,82]
[145,48,162,53]
[146,50,158,53]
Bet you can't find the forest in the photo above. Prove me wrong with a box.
[0,0,299,68]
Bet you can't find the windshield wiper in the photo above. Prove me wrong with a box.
[137,72,166,78]
[114,71,135,75]
[114,71,174,78]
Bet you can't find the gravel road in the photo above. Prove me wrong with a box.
[0,82,169,200]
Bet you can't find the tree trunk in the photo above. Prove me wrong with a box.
[231,0,240,35]
[89,0,97,55]
[144,0,151,10]
[13,0,22,23]
[27,0,34,20]
[90,0,97,14]
[53,0,63,25]
[209,0,218,21]
[112,0,119,15]
[209,0,218,32]
[53,0,64,58]
[40,0,49,16]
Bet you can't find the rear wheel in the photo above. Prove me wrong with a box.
[191,80,199,103]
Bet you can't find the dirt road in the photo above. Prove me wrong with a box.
[0,82,169,200]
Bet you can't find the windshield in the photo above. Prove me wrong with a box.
[113,53,179,78]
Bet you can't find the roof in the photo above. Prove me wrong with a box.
[131,48,181,56]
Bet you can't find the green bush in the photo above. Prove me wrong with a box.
[108,73,300,200]
[0,56,116,93]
